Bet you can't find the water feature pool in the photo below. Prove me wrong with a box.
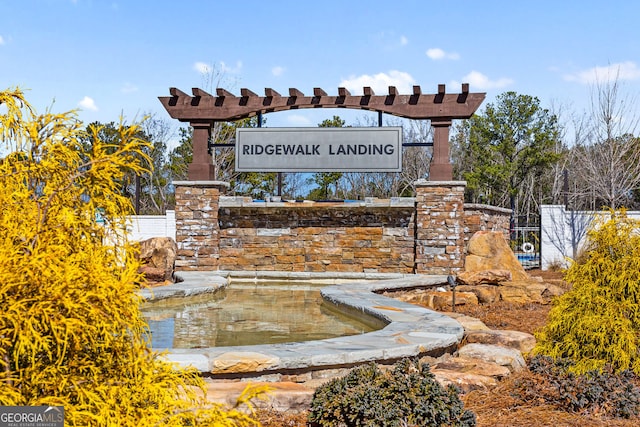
[140,272,464,378]
[142,281,385,349]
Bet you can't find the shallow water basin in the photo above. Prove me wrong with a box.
[142,281,385,349]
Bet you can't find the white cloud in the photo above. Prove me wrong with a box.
[426,48,460,60]
[339,70,416,95]
[78,96,98,111]
[454,71,514,90]
[220,60,243,74]
[400,35,408,46]
[120,82,138,94]
[194,61,212,74]
[286,114,312,126]
[563,61,640,84]
[272,66,285,77]
[0,36,5,45]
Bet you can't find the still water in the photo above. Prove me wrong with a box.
[142,282,384,349]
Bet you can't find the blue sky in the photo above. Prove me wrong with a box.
[2,0,639,134]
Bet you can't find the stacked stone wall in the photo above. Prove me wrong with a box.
[174,182,228,271]
[218,205,414,273]
[464,204,511,243]
[414,181,466,274]
[173,181,512,275]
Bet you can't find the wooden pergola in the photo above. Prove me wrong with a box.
[158,84,485,181]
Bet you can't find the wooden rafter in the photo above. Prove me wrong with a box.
[159,84,485,123]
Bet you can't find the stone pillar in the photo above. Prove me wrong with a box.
[414,180,466,274]
[173,181,229,271]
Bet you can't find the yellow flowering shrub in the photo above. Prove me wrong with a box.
[534,210,640,375]
[0,88,264,426]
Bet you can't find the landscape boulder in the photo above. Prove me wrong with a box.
[137,237,178,283]
[464,231,530,281]
[457,343,526,372]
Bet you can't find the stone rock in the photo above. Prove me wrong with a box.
[448,313,492,332]
[138,266,167,284]
[203,380,314,413]
[499,280,565,304]
[430,291,479,310]
[138,237,177,282]
[432,356,512,380]
[212,352,280,374]
[432,370,497,392]
[464,231,530,281]
[456,284,501,304]
[464,329,536,354]
[457,343,526,372]
[457,269,512,286]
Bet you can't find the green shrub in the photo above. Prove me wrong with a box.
[534,210,640,374]
[0,88,264,426]
[307,358,476,427]
[513,355,640,418]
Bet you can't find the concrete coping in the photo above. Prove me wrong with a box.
[173,181,231,189]
[464,203,512,214]
[218,196,416,208]
[414,179,467,187]
[143,271,464,377]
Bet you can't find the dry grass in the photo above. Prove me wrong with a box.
[256,270,640,426]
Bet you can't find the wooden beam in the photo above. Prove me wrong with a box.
[438,84,446,95]
[216,88,235,97]
[241,88,258,97]
[289,88,304,97]
[160,87,486,122]
[265,88,281,97]
[462,83,469,94]
[192,88,211,97]
[363,87,374,96]
[170,87,189,97]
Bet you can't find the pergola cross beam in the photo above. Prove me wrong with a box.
[158,84,485,180]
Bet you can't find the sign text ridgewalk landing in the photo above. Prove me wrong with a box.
[235,127,403,172]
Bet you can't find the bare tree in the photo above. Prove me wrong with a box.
[339,116,432,199]
[139,114,175,214]
[571,72,640,209]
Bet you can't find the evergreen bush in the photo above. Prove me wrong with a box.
[534,210,640,374]
[307,358,476,427]
[514,355,640,418]
[0,88,264,426]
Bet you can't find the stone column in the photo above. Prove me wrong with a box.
[414,180,466,274]
[173,181,229,271]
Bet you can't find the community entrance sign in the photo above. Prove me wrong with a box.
[235,127,402,172]
[158,84,485,180]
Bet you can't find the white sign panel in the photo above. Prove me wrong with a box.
[235,127,403,172]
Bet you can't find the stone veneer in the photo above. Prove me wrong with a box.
[174,180,510,275]
[414,180,466,274]
[464,203,512,244]
[218,201,415,273]
[174,181,229,271]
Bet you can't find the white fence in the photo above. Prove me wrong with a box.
[126,210,176,241]
[540,205,640,270]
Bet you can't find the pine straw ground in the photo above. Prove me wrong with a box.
[256,270,640,426]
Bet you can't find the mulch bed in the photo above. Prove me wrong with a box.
[256,269,640,426]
